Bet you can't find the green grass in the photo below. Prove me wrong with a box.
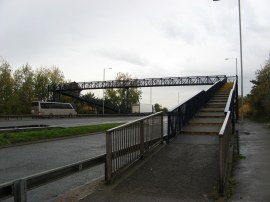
[0,123,124,146]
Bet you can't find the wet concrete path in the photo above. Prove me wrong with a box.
[231,119,270,201]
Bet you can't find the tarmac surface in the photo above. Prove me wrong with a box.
[231,119,270,202]
[74,134,220,202]
[56,119,270,202]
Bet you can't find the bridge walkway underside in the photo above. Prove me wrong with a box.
[76,83,233,201]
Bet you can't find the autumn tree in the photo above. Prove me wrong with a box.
[33,67,51,101]
[0,61,14,114]
[249,59,270,119]
[0,57,68,114]
[154,103,168,113]
[104,72,142,113]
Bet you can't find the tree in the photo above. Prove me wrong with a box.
[33,67,51,101]
[154,103,168,113]
[0,61,15,114]
[47,66,66,101]
[154,103,162,112]
[249,59,270,119]
[104,72,142,112]
[0,58,68,115]
[77,92,97,114]
[13,64,34,114]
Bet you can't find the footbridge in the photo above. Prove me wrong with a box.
[0,76,238,201]
[47,75,234,113]
[103,77,238,197]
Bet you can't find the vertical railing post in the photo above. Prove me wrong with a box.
[140,120,144,159]
[106,131,112,184]
[236,77,239,121]
[167,112,171,143]
[160,113,164,143]
[13,179,27,202]
[232,91,235,134]
[219,137,224,196]
[236,130,240,156]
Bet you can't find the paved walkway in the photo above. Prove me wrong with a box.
[55,119,270,202]
[231,119,270,202]
[74,134,220,202]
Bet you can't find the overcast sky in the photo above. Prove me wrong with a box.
[1,0,270,108]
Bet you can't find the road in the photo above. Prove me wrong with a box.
[0,116,142,128]
[0,116,167,202]
[1,132,106,202]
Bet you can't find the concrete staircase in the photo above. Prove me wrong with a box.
[181,83,234,135]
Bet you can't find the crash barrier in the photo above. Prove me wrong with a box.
[0,155,105,202]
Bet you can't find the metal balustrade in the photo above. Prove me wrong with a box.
[219,78,238,195]
[105,112,163,183]
[167,79,226,142]
[218,111,233,195]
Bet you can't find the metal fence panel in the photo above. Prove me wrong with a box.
[106,112,163,183]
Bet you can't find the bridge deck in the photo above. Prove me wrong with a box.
[81,135,219,201]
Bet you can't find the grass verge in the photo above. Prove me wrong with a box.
[0,123,124,146]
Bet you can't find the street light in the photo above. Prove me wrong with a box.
[103,67,112,114]
[225,58,238,76]
[214,0,244,121]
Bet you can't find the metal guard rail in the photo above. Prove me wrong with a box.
[224,78,238,132]
[224,79,237,113]
[218,111,233,195]
[218,78,238,194]
[106,112,163,183]
[0,154,105,201]
[167,78,226,141]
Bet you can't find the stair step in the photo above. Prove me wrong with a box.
[181,125,220,135]
[195,112,225,118]
[200,108,224,112]
[211,98,228,101]
[189,117,224,125]
[212,95,228,98]
[208,100,227,104]
[206,105,226,108]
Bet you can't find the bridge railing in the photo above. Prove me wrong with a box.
[219,77,238,195]
[105,112,163,183]
[218,111,233,195]
[167,78,226,142]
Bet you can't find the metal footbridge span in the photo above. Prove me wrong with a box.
[48,75,227,91]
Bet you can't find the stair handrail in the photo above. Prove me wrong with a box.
[167,78,226,142]
[224,80,237,113]
[218,111,232,195]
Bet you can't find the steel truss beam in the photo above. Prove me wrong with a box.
[48,75,227,92]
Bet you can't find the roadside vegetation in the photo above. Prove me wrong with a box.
[0,58,147,114]
[242,56,270,122]
[0,123,124,146]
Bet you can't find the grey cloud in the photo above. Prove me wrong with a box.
[161,19,197,44]
[96,49,148,66]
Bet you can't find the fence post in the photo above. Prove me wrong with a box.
[13,179,27,202]
[167,112,171,143]
[236,130,240,156]
[219,137,224,196]
[106,131,112,184]
[160,113,164,143]
[140,120,144,159]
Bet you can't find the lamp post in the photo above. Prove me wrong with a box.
[225,58,238,76]
[214,0,244,121]
[103,67,112,114]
